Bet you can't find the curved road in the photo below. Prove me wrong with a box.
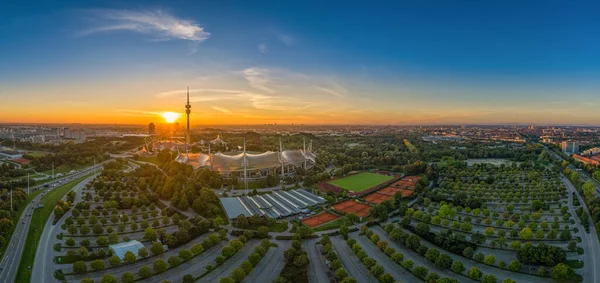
[0,165,101,283]
[31,173,98,283]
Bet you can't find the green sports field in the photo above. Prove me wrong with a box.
[328,172,393,192]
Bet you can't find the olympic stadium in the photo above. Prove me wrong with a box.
[174,139,316,179]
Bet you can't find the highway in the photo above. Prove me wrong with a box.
[0,164,102,283]
[31,174,98,283]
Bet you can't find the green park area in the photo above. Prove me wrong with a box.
[328,172,393,192]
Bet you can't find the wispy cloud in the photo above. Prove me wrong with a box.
[242,67,276,93]
[278,34,294,46]
[211,106,231,113]
[258,43,269,53]
[315,83,347,98]
[80,9,210,52]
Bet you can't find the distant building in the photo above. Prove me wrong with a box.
[0,150,22,159]
[148,123,156,135]
[562,141,580,155]
[582,147,600,156]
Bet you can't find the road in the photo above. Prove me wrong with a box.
[0,164,102,283]
[31,173,98,283]
[243,240,290,283]
[354,232,421,282]
[561,174,599,283]
[304,238,329,283]
[330,235,378,283]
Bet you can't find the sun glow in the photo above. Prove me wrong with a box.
[161,112,181,123]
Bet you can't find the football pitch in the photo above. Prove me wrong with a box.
[328,172,393,192]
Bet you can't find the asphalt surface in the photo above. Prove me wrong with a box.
[304,238,330,283]
[198,240,259,283]
[243,240,290,283]
[32,173,98,283]
[561,175,599,283]
[0,165,100,283]
[330,235,378,283]
[354,232,421,282]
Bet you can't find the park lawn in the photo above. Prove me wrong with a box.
[312,218,348,232]
[328,172,393,192]
[26,151,50,157]
[565,259,584,269]
[0,189,43,260]
[15,174,91,282]
[138,155,163,167]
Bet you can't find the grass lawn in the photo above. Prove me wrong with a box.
[138,156,163,167]
[26,151,50,157]
[312,218,348,232]
[328,172,393,192]
[0,189,43,260]
[565,259,584,269]
[15,174,91,282]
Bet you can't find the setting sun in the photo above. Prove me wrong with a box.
[161,112,181,123]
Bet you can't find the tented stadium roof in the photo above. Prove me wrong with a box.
[174,149,316,173]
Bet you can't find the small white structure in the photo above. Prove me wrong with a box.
[109,240,145,260]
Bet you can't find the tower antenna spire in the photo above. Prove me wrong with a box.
[185,86,191,144]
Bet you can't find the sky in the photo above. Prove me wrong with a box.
[0,0,599,125]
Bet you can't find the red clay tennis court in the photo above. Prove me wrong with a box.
[301,212,340,228]
[363,192,393,204]
[332,200,372,217]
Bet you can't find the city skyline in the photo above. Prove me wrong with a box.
[1,1,599,125]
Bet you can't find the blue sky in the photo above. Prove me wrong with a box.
[0,0,599,124]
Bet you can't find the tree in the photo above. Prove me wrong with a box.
[121,272,135,283]
[191,243,204,255]
[425,248,440,263]
[519,228,533,240]
[452,261,465,273]
[108,232,119,244]
[150,242,165,255]
[138,265,152,278]
[435,253,453,269]
[231,267,246,282]
[91,259,105,271]
[73,261,87,274]
[222,245,236,258]
[467,267,482,279]
[153,258,168,273]
[551,263,576,281]
[370,264,384,278]
[65,237,75,247]
[124,251,136,263]
[481,274,497,283]
[462,247,474,258]
[583,181,596,201]
[138,247,149,258]
[335,268,349,280]
[411,265,428,279]
[100,274,118,283]
[144,227,158,241]
[484,255,496,266]
[179,249,193,261]
[508,260,521,272]
[96,236,108,246]
[340,225,349,240]
[294,253,310,267]
[168,255,182,267]
[108,255,121,266]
